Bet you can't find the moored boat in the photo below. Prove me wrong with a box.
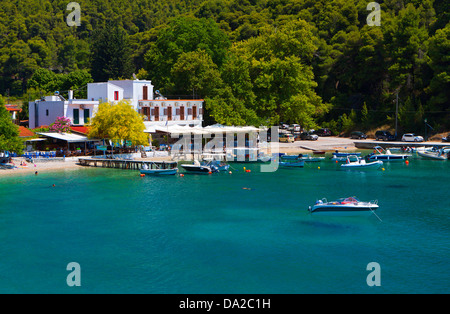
[308,197,379,216]
[331,151,361,161]
[140,161,178,175]
[181,160,216,174]
[366,146,409,161]
[417,147,449,160]
[340,156,383,170]
[282,153,325,162]
[279,159,305,167]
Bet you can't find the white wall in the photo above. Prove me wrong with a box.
[140,99,203,127]
[64,102,99,125]
[88,82,124,103]
[29,100,65,129]
[109,80,154,110]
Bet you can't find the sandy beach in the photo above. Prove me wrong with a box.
[0,157,82,177]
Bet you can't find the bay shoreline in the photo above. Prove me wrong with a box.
[1,137,358,177]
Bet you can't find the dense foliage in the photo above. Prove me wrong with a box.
[0,96,23,153]
[0,0,448,132]
[88,100,148,145]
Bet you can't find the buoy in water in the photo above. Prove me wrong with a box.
[382,168,385,171]
[318,166,320,170]
[180,174,184,177]
[405,160,409,165]
[140,174,145,177]
[229,171,232,174]
[243,167,246,170]
[208,171,212,174]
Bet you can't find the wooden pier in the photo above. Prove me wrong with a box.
[78,158,177,170]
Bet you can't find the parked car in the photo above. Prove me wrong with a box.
[279,123,289,130]
[402,133,424,142]
[375,130,396,141]
[442,133,450,142]
[279,133,295,143]
[350,131,367,139]
[300,132,319,141]
[314,128,332,136]
[289,124,301,132]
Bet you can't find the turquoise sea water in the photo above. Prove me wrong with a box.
[0,155,449,293]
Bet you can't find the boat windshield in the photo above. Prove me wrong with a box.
[335,197,360,204]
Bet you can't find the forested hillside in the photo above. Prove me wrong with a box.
[0,0,448,132]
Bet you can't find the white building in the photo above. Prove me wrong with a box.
[29,79,204,130]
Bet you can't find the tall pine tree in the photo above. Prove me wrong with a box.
[90,23,134,82]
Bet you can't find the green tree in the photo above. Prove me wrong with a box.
[171,50,224,97]
[0,96,23,153]
[223,20,329,127]
[90,23,134,82]
[144,16,231,93]
[88,100,148,146]
[426,23,450,114]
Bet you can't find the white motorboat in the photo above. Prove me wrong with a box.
[181,160,216,174]
[417,147,449,160]
[308,197,379,216]
[367,146,409,161]
[340,156,383,170]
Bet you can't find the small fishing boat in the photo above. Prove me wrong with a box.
[331,151,361,161]
[279,160,305,167]
[181,160,216,174]
[140,161,178,175]
[417,147,449,160]
[340,156,383,170]
[332,151,362,157]
[366,146,409,161]
[308,197,379,216]
[282,154,325,162]
[279,156,305,168]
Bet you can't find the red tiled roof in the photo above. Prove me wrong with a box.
[5,104,21,112]
[18,126,35,137]
[70,126,90,134]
